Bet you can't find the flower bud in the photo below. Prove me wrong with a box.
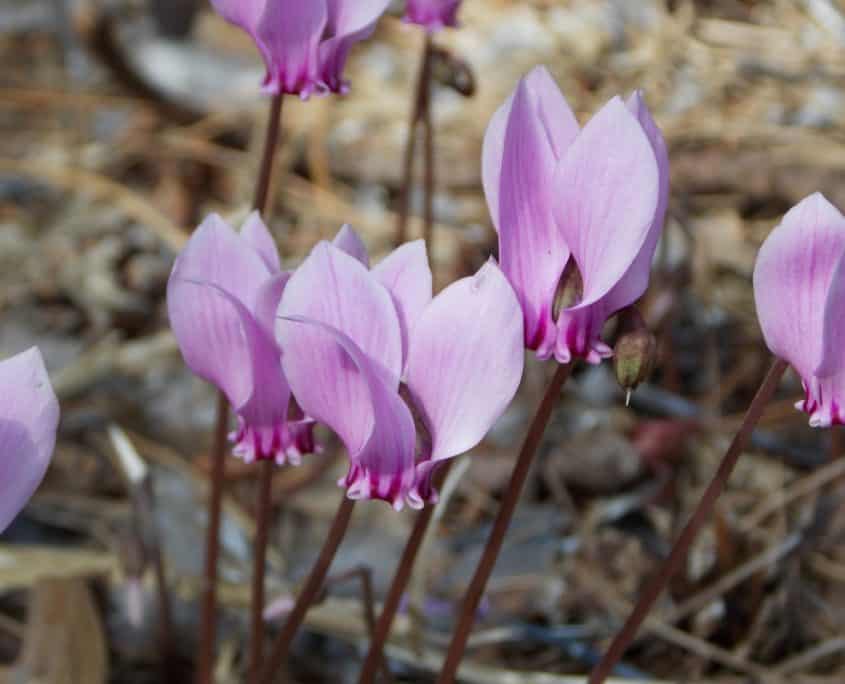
[552,259,583,321]
[613,308,656,404]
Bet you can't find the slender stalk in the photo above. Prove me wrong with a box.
[357,461,452,684]
[196,392,229,684]
[421,34,435,250]
[195,92,284,684]
[436,363,573,684]
[259,496,357,684]
[395,35,433,246]
[587,357,788,684]
[249,460,275,684]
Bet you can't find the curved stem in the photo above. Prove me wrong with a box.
[249,460,275,684]
[259,496,357,684]
[195,93,284,684]
[357,462,452,684]
[436,362,573,684]
[395,34,433,247]
[587,357,787,684]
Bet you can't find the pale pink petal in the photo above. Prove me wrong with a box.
[0,348,60,532]
[754,192,845,383]
[405,260,524,500]
[372,240,433,367]
[210,0,265,35]
[252,272,291,334]
[240,211,281,273]
[404,0,462,31]
[319,0,390,92]
[553,96,659,310]
[332,224,369,267]
[482,66,579,231]
[278,317,417,509]
[278,241,403,383]
[494,71,574,352]
[257,1,327,97]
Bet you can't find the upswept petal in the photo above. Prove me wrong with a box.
[171,213,271,308]
[278,317,417,509]
[495,73,573,351]
[252,272,291,335]
[482,66,579,231]
[404,0,463,30]
[210,0,264,36]
[240,211,281,274]
[319,0,389,92]
[404,259,524,473]
[754,193,845,382]
[0,348,60,532]
[332,224,370,267]
[257,1,328,97]
[553,96,659,310]
[278,241,403,383]
[372,240,433,368]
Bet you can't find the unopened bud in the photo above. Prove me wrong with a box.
[430,47,476,97]
[613,309,657,404]
[552,259,583,321]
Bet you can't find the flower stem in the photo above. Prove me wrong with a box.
[395,34,433,247]
[248,460,275,684]
[587,357,788,684]
[259,496,357,684]
[421,33,434,251]
[356,462,452,684]
[195,391,230,684]
[436,362,573,684]
[195,92,284,684]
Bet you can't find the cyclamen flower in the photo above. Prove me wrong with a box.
[753,193,845,427]
[210,0,391,97]
[482,66,669,364]
[276,227,524,510]
[167,213,316,464]
[404,0,462,31]
[0,347,60,532]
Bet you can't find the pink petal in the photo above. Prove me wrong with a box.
[482,66,579,231]
[278,241,403,383]
[404,260,524,499]
[332,224,370,267]
[278,317,417,509]
[404,0,463,31]
[553,96,659,310]
[372,240,433,368]
[754,192,845,384]
[319,0,390,93]
[257,0,327,97]
[240,211,281,274]
[252,272,291,334]
[493,69,576,351]
[210,0,265,35]
[0,348,59,532]
[172,214,272,308]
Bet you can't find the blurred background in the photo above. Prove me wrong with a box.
[2,0,845,682]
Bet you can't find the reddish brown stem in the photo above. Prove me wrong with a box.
[195,391,229,684]
[249,460,275,684]
[436,363,573,684]
[195,92,284,684]
[258,496,357,684]
[395,34,433,246]
[587,357,788,684]
[357,462,452,684]
[421,33,434,251]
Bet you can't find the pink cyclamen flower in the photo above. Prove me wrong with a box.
[404,0,462,31]
[276,227,524,510]
[482,66,669,364]
[210,0,391,97]
[0,347,60,532]
[167,213,316,464]
[753,193,845,427]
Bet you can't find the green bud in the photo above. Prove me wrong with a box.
[613,308,656,404]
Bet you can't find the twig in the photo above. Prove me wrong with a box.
[249,461,274,684]
[588,358,788,684]
[436,363,573,684]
